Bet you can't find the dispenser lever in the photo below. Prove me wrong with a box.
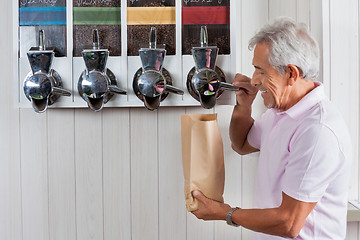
[219,82,241,91]
[108,85,127,95]
[52,87,72,96]
[39,29,45,51]
[165,85,185,95]
[149,27,157,49]
[200,26,208,47]
[92,29,100,50]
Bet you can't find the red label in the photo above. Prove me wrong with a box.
[182,6,230,25]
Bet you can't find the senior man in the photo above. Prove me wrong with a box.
[191,17,352,239]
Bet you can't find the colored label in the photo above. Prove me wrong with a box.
[19,7,66,25]
[127,7,176,25]
[73,7,121,25]
[182,6,229,25]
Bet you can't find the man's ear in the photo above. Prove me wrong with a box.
[286,64,301,86]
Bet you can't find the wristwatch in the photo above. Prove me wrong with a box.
[226,207,240,227]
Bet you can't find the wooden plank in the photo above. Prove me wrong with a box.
[0,109,22,240]
[75,109,103,240]
[184,107,215,240]
[240,152,259,239]
[269,0,297,21]
[158,107,187,240]
[0,0,22,239]
[240,0,268,239]
[296,0,310,25]
[204,11,241,240]
[329,0,359,202]
[309,0,324,89]
[320,0,331,96]
[0,102,22,240]
[240,0,268,77]
[358,0,360,237]
[102,108,131,240]
[214,105,242,240]
[130,108,159,240]
[20,109,49,240]
[47,109,76,240]
[346,222,359,240]
[240,0,268,118]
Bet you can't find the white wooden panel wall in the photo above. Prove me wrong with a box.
[102,109,131,240]
[239,0,268,238]
[325,0,360,239]
[2,1,360,240]
[47,109,76,240]
[0,1,21,240]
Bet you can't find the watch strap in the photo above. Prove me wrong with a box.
[226,207,240,227]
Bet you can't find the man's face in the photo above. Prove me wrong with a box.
[251,43,289,110]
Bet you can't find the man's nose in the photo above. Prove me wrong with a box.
[251,74,261,87]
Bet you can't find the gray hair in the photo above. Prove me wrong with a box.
[249,17,320,80]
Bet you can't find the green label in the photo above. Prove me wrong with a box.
[73,7,121,25]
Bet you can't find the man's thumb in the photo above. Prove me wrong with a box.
[192,190,207,203]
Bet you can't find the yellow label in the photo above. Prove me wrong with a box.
[127,7,175,25]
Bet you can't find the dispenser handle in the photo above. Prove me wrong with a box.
[92,29,100,50]
[219,82,241,91]
[39,29,45,50]
[149,27,157,49]
[52,87,72,96]
[164,85,184,95]
[200,26,208,47]
[108,85,127,95]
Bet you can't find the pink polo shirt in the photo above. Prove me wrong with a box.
[247,83,352,240]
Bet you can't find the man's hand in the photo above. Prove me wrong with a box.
[191,190,232,221]
[232,73,258,107]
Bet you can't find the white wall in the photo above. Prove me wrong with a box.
[1,0,359,240]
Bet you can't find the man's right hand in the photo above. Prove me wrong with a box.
[232,73,258,107]
[230,74,259,155]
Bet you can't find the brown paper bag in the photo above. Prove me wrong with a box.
[181,113,225,212]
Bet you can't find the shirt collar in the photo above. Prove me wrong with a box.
[272,82,326,120]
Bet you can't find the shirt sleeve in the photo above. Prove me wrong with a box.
[282,124,344,202]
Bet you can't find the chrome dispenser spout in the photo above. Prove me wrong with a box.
[23,30,71,113]
[78,29,127,112]
[186,26,239,109]
[133,27,184,111]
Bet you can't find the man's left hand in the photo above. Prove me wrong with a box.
[191,190,232,221]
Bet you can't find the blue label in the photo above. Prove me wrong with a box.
[19,7,66,26]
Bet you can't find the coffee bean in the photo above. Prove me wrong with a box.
[182,24,230,55]
[127,0,176,56]
[73,25,121,56]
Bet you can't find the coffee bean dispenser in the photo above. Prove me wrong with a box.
[186,26,238,109]
[132,27,184,111]
[23,30,71,113]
